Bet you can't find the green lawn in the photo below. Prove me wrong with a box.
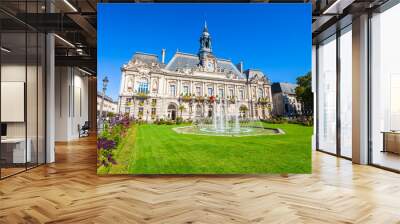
[100,123,312,174]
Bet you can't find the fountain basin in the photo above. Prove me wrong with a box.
[173,125,285,137]
[199,127,252,134]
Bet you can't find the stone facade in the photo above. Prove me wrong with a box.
[271,82,302,117]
[118,23,273,121]
[97,92,118,117]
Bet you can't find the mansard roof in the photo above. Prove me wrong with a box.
[165,52,199,71]
[271,82,298,95]
[165,52,244,78]
[128,51,270,84]
[244,69,271,84]
[132,52,159,65]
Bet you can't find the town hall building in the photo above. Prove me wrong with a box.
[118,23,273,121]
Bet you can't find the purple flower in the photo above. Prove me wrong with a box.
[108,115,131,128]
[107,154,117,164]
[97,138,116,150]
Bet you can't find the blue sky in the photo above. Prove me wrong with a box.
[98,3,311,100]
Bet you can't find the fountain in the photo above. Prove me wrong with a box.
[173,97,284,137]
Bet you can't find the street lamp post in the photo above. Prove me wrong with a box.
[98,76,109,131]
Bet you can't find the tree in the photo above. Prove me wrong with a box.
[239,105,248,113]
[295,71,313,115]
[178,104,185,117]
[239,105,248,117]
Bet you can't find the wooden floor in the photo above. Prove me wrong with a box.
[1,136,400,223]
[373,151,400,171]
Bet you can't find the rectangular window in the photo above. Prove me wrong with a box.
[196,86,201,96]
[208,87,213,96]
[183,86,189,95]
[258,88,264,98]
[170,85,176,96]
[239,90,244,99]
[138,107,144,117]
[219,89,224,98]
[229,89,234,97]
[151,108,156,116]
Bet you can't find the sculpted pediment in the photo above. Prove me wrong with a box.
[124,61,162,74]
[137,66,150,75]
[250,73,268,83]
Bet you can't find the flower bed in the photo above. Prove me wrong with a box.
[258,97,270,105]
[208,95,216,104]
[181,94,193,103]
[137,92,149,99]
[97,115,132,169]
[195,96,205,103]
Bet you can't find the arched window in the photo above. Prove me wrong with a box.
[137,78,149,93]
[168,104,177,110]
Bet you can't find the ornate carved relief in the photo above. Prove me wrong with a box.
[126,76,134,93]
[152,78,159,93]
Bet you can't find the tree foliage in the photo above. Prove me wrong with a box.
[178,104,186,117]
[295,71,313,115]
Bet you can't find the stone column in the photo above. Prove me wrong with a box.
[177,79,181,96]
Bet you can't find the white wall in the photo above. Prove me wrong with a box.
[54,67,89,141]
[1,64,27,145]
[1,62,47,164]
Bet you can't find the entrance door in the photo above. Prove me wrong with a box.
[167,104,177,120]
[171,110,176,120]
